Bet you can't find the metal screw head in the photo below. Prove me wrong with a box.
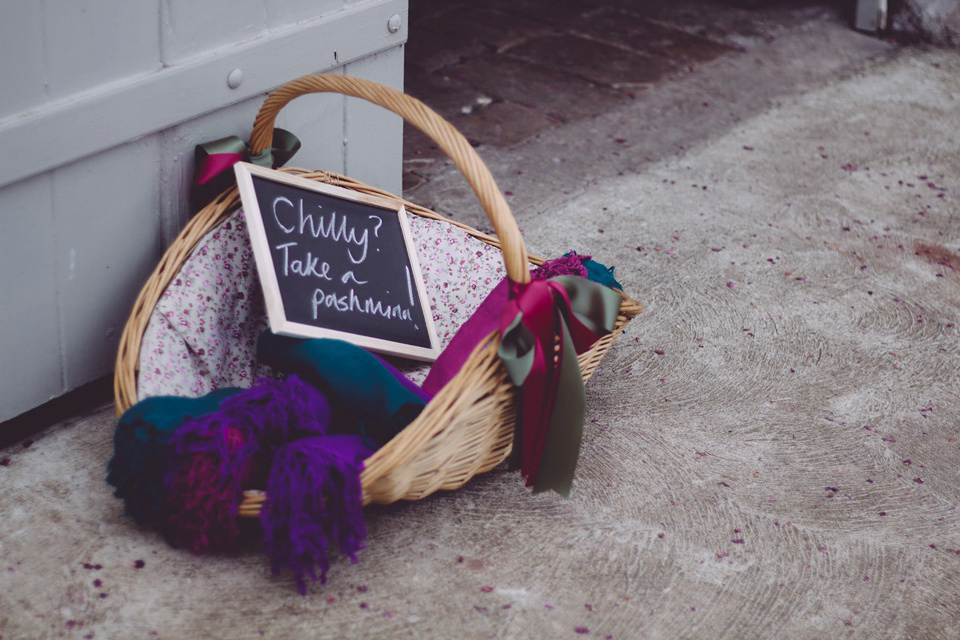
[387,13,402,33]
[227,68,244,89]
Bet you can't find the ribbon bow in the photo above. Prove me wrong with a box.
[191,129,301,208]
[497,275,622,497]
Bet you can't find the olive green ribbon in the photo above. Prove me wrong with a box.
[191,128,301,209]
[497,275,621,497]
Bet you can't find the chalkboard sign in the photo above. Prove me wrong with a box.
[234,163,440,361]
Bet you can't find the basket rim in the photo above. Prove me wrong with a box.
[113,168,643,508]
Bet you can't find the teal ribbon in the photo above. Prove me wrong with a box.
[497,275,621,497]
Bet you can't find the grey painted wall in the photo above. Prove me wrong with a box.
[0,0,408,422]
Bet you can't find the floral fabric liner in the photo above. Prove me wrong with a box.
[138,209,507,400]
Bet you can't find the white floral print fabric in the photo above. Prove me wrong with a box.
[137,209,506,400]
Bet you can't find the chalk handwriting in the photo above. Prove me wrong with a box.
[369,215,383,237]
[404,266,415,306]
[341,270,369,285]
[313,287,413,322]
[275,242,333,280]
[272,196,371,264]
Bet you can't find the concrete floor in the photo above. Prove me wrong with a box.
[2,2,960,638]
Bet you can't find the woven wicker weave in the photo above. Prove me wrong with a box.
[113,74,643,516]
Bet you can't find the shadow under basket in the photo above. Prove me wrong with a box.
[113,74,643,517]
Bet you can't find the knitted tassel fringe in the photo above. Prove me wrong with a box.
[261,435,374,594]
[163,375,331,552]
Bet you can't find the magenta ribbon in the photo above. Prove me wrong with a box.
[193,128,300,185]
[194,149,247,186]
[191,129,301,209]
[497,275,621,496]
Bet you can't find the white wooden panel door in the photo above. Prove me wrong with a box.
[0,0,407,423]
[0,2,46,116]
[0,175,63,412]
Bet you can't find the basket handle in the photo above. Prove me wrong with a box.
[250,74,530,285]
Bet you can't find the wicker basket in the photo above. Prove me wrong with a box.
[113,74,643,516]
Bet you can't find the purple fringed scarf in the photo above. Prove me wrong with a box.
[153,349,431,590]
[164,374,331,552]
[260,435,374,594]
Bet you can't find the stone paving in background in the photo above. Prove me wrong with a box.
[402,0,834,193]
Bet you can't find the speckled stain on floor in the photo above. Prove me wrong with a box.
[2,4,960,640]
